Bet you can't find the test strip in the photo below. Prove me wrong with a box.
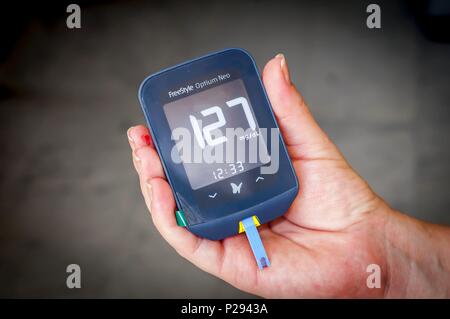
[241,216,270,270]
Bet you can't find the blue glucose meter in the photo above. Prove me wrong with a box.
[138,48,298,242]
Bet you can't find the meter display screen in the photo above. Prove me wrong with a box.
[163,79,270,190]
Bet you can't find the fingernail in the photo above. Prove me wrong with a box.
[141,134,152,146]
[146,180,153,206]
[127,127,135,144]
[276,53,291,84]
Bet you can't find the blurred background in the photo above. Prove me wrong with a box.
[0,0,449,298]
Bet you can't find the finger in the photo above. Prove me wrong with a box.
[134,146,165,179]
[130,129,167,202]
[262,54,342,161]
[127,125,153,151]
[127,125,155,173]
[129,131,226,277]
[145,177,224,276]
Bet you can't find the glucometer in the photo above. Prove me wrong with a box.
[138,48,298,267]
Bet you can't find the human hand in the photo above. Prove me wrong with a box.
[127,54,450,298]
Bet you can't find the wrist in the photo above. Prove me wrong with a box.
[382,208,450,298]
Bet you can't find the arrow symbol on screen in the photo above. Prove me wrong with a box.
[208,193,217,198]
[255,177,264,183]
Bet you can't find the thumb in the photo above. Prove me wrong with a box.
[262,54,342,161]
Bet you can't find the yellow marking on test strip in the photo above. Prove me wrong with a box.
[238,215,261,233]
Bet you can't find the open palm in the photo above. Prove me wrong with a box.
[128,55,390,298]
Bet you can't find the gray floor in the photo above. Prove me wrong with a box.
[0,0,449,298]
